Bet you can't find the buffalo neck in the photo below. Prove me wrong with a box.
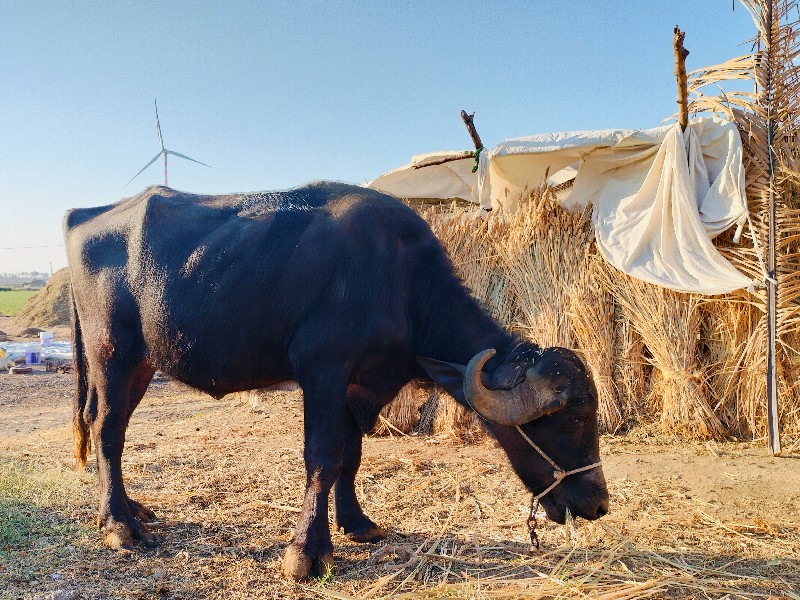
[409,249,512,366]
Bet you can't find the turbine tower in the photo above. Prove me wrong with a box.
[127,100,211,187]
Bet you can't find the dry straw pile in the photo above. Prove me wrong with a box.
[14,267,70,328]
[378,0,800,442]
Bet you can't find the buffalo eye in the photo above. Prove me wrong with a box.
[569,410,591,426]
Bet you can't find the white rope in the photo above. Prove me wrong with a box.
[515,425,603,500]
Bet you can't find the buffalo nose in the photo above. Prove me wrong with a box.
[596,500,609,518]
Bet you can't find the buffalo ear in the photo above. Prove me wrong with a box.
[416,356,467,404]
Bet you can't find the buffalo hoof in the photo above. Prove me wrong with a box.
[103,523,135,552]
[127,498,157,523]
[282,545,313,581]
[346,525,388,544]
[282,545,335,581]
[314,552,335,578]
[100,515,157,552]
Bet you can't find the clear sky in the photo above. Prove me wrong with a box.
[0,1,755,274]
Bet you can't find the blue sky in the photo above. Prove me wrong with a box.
[0,1,754,273]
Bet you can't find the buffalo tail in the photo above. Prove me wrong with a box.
[70,283,91,468]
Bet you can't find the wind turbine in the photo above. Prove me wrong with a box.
[127,100,211,187]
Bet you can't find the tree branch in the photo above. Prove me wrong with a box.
[674,26,690,131]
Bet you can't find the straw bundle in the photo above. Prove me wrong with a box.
[568,254,622,433]
[599,267,725,439]
[612,307,650,426]
[423,203,519,327]
[700,299,764,436]
[499,183,594,348]
[371,383,429,436]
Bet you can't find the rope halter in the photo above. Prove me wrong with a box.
[515,425,603,501]
[515,424,603,549]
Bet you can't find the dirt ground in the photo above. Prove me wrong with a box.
[1,317,799,599]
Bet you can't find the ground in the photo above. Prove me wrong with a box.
[1,316,798,599]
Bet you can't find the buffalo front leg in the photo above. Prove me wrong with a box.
[282,371,347,581]
[334,407,387,543]
[89,364,156,551]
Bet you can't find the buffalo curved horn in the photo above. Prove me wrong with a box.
[463,348,560,426]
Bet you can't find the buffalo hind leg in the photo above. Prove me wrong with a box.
[90,362,156,551]
[283,368,348,581]
[334,407,387,543]
[123,365,157,524]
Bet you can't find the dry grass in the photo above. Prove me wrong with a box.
[14,268,70,328]
[569,255,621,434]
[1,381,799,599]
[599,268,725,440]
[498,183,594,349]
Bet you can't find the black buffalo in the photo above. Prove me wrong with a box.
[64,182,608,580]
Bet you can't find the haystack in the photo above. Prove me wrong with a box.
[15,267,70,329]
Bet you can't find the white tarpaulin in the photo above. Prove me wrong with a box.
[478,116,752,294]
[368,151,477,202]
[368,116,755,295]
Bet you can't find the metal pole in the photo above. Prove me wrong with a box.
[164,153,168,187]
[766,0,781,455]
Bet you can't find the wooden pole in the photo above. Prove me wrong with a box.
[412,152,473,170]
[413,111,485,170]
[460,110,484,151]
[765,1,781,455]
[673,26,690,131]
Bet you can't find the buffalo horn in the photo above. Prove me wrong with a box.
[463,348,555,426]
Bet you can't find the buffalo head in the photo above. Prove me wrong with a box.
[419,345,609,524]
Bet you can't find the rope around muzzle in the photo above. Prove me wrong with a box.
[515,425,603,550]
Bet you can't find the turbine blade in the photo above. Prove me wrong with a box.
[126,151,164,186]
[155,99,165,150]
[165,150,211,168]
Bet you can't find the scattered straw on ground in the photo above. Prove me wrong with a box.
[1,376,798,599]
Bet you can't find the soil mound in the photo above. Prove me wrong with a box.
[15,268,70,329]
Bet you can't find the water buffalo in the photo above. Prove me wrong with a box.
[64,181,608,580]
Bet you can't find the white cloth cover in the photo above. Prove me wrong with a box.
[480,116,751,294]
[368,151,477,203]
[368,116,753,295]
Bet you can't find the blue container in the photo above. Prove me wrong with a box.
[25,344,41,365]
